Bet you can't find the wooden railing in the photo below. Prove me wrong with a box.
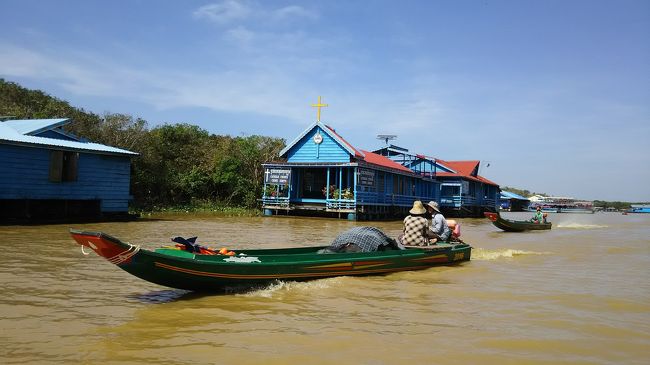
[263,192,498,211]
[440,195,497,210]
[440,195,476,208]
[261,196,290,208]
[482,198,497,209]
[356,191,435,207]
[326,199,356,210]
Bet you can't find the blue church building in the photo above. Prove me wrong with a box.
[0,118,138,222]
[262,120,499,219]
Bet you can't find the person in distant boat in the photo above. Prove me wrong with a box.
[400,201,436,246]
[531,206,545,223]
[425,201,451,244]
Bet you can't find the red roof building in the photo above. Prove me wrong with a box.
[265,122,500,219]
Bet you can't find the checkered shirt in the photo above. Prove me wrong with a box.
[402,215,429,246]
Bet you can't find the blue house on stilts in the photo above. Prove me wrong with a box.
[0,118,138,222]
[261,100,499,219]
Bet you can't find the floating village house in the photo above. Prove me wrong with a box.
[262,106,499,219]
[0,118,137,222]
[499,191,531,211]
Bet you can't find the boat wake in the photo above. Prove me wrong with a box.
[240,277,344,297]
[556,223,608,229]
[128,289,195,303]
[472,248,551,261]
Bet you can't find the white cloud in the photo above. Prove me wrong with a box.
[0,46,46,77]
[0,43,119,95]
[270,5,317,21]
[0,42,319,123]
[0,42,483,143]
[193,1,317,25]
[224,25,256,45]
[193,1,252,25]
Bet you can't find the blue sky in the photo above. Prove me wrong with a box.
[1,0,648,201]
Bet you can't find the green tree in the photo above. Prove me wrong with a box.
[1,79,288,210]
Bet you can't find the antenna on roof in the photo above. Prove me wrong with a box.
[377,134,397,145]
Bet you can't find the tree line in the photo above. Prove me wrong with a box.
[0,79,285,210]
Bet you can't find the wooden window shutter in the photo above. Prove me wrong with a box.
[64,152,79,181]
[49,151,63,182]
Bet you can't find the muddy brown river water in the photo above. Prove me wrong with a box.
[1,212,648,364]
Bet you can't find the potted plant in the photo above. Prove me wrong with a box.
[322,184,337,198]
[264,184,278,198]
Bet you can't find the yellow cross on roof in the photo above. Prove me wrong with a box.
[311,96,328,122]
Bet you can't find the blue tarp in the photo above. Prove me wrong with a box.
[500,191,529,200]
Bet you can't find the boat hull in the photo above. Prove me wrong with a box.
[484,212,552,232]
[71,230,472,291]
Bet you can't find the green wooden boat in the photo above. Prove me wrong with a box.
[484,212,552,232]
[70,230,472,292]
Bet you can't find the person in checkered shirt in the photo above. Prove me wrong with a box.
[400,201,436,246]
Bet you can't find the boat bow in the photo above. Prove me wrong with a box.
[71,230,141,265]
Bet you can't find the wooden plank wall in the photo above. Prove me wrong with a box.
[36,130,77,141]
[0,144,132,213]
[286,127,350,163]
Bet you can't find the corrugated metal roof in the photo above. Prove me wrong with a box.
[324,125,365,158]
[438,160,479,176]
[1,118,69,135]
[0,119,137,156]
[360,150,413,173]
[501,191,529,200]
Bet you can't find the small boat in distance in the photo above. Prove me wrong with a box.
[70,230,472,292]
[625,205,650,214]
[484,212,552,232]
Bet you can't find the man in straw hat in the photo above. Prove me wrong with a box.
[400,201,437,246]
[425,201,451,244]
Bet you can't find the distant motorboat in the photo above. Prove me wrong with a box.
[625,205,650,214]
[484,212,552,232]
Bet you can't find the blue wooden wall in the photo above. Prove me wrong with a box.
[407,159,454,173]
[0,144,132,212]
[286,127,351,163]
[36,130,78,141]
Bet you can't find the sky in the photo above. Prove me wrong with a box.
[1,0,649,201]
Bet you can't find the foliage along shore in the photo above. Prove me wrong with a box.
[1,78,285,211]
[2,79,644,212]
[132,201,261,217]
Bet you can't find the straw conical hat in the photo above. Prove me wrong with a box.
[409,200,426,215]
[426,201,441,213]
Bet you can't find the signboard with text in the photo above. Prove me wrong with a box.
[265,168,291,185]
[358,168,375,186]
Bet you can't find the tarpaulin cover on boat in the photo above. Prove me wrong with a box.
[326,226,403,253]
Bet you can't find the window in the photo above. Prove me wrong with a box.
[441,185,460,196]
[469,182,476,197]
[49,151,79,182]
